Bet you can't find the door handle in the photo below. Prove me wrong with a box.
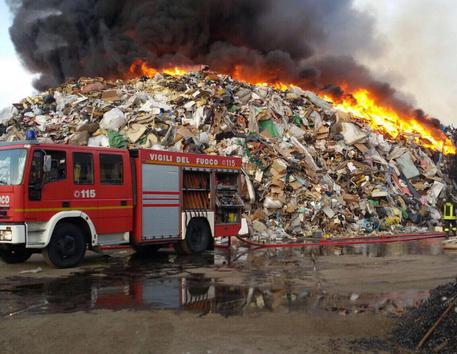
[121,200,127,206]
[62,201,70,208]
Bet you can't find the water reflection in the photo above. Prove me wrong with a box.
[1,240,443,319]
[309,238,444,257]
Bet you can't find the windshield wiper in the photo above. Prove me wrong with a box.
[0,180,9,185]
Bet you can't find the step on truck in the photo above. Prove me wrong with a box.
[0,141,244,268]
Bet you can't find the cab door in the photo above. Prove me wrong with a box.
[25,148,72,223]
[95,151,133,235]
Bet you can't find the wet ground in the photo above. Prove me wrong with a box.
[1,239,456,353]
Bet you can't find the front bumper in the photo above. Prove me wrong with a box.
[0,224,26,244]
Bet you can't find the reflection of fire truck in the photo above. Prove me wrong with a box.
[93,276,248,317]
[0,141,243,268]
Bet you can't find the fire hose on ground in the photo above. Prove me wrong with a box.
[234,232,448,249]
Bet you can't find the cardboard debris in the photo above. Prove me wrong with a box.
[341,122,367,145]
[126,123,147,143]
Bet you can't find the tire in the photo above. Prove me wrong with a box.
[175,219,211,255]
[42,222,86,268]
[0,247,32,264]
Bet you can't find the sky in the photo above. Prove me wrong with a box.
[0,0,456,124]
[0,0,37,107]
[354,0,457,125]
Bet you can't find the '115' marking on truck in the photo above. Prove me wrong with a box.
[74,190,96,199]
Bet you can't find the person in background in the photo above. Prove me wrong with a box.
[443,200,457,238]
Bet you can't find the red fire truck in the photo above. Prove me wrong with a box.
[0,141,244,268]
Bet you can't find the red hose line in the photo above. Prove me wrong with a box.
[235,232,447,249]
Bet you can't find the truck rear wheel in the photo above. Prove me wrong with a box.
[43,223,86,268]
[175,219,211,255]
[0,247,32,264]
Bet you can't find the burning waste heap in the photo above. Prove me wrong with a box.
[0,70,455,240]
[5,0,457,240]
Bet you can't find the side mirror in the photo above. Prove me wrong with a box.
[43,155,52,173]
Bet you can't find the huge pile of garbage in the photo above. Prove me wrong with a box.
[0,70,454,239]
[393,279,457,353]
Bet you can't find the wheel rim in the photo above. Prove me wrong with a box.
[56,234,77,258]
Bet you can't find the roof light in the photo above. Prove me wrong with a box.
[26,130,36,141]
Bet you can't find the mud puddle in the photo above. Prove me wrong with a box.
[0,239,455,319]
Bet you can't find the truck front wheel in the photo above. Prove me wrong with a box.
[175,219,211,255]
[0,247,32,264]
[43,223,86,268]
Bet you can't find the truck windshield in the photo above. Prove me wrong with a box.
[0,149,27,185]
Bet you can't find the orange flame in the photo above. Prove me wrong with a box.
[325,90,456,155]
[231,64,295,91]
[128,60,456,155]
[254,81,293,91]
[129,59,191,77]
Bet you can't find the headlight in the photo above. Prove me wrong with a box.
[0,230,12,241]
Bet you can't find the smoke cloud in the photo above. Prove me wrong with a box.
[7,0,422,117]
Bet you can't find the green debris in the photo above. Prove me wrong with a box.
[293,114,302,127]
[258,119,279,138]
[108,130,128,149]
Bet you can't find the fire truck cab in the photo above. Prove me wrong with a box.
[0,141,243,268]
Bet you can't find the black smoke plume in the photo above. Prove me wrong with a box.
[7,0,423,118]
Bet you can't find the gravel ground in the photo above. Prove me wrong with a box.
[393,279,457,353]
